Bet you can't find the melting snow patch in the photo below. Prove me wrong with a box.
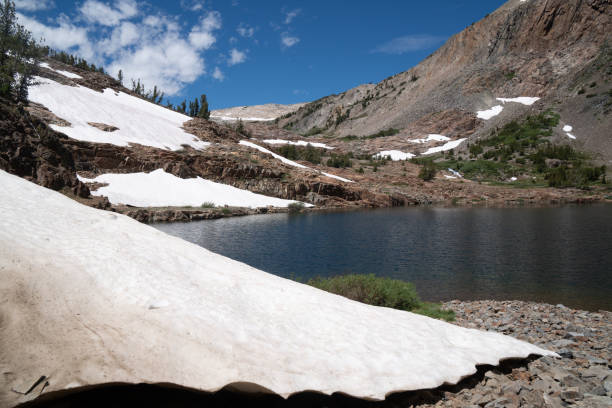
[39,62,83,79]
[28,77,209,151]
[321,172,353,183]
[563,125,573,132]
[448,168,463,178]
[211,115,275,122]
[263,139,334,149]
[423,139,467,155]
[374,150,415,161]
[496,97,540,106]
[477,105,503,120]
[240,140,353,182]
[444,175,457,179]
[0,170,559,403]
[407,134,450,144]
[567,133,577,140]
[239,140,308,169]
[77,169,306,208]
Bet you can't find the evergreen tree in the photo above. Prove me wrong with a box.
[0,0,40,101]
[117,69,123,85]
[197,93,210,119]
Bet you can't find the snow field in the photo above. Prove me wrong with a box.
[0,169,558,404]
[78,169,307,208]
[374,150,415,161]
[39,62,83,79]
[28,77,209,151]
[263,139,334,149]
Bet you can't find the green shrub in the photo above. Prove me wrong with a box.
[327,152,353,168]
[307,274,454,321]
[418,160,437,181]
[287,202,305,213]
[274,144,324,165]
[200,202,216,208]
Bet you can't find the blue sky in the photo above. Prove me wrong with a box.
[15,0,507,109]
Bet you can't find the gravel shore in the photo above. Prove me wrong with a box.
[413,300,612,408]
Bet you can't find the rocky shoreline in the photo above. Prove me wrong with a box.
[412,300,612,408]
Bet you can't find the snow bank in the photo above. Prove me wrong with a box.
[321,172,354,183]
[239,140,353,182]
[477,105,504,120]
[211,115,275,122]
[28,77,209,151]
[39,62,83,79]
[239,140,308,169]
[423,138,466,155]
[407,134,451,144]
[78,169,306,208]
[263,139,334,150]
[448,168,463,178]
[496,97,540,106]
[374,150,415,161]
[0,170,557,406]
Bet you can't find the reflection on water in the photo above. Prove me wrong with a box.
[154,205,612,311]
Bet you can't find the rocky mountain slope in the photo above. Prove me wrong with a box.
[211,102,306,122]
[276,0,611,163]
[1,0,610,220]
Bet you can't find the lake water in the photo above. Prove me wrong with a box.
[153,205,612,311]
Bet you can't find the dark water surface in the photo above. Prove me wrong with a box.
[153,205,612,311]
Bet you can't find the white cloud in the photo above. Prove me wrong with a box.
[17,12,90,53]
[371,34,446,54]
[14,0,54,11]
[212,67,224,81]
[79,0,139,27]
[283,9,301,24]
[228,48,246,66]
[97,21,140,55]
[189,10,221,50]
[236,23,254,38]
[108,33,205,95]
[281,33,299,48]
[18,4,227,96]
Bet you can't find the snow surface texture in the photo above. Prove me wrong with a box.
[0,170,557,406]
[28,77,209,151]
[239,140,353,182]
[262,139,334,149]
[407,134,451,144]
[374,150,415,161]
[39,62,82,79]
[78,169,306,208]
[496,97,540,106]
[477,105,504,120]
[423,138,467,155]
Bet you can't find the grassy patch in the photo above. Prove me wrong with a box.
[287,202,305,213]
[200,202,216,208]
[307,274,454,321]
[272,144,324,165]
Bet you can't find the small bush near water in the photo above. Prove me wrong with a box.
[287,202,305,213]
[306,274,454,321]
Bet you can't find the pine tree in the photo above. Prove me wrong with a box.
[0,0,40,101]
[117,69,123,85]
[197,94,210,119]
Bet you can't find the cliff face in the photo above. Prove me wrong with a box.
[277,0,611,161]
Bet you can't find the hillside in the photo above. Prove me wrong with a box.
[210,102,306,122]
[1,0,610,220]
[276,0,611,163]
